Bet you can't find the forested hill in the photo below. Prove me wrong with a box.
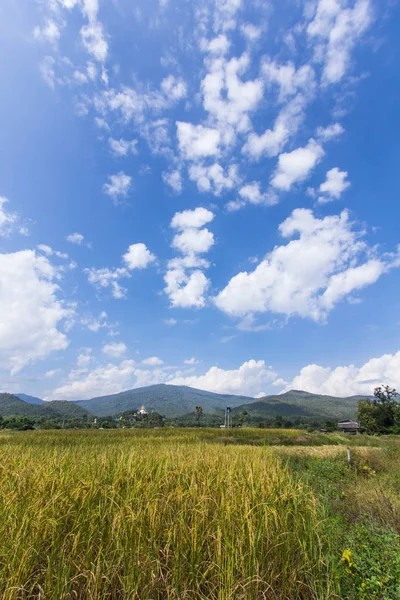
[75,385,364,420]
[232,390,364,421]
[75,384,253,417]
[0,394,90,419]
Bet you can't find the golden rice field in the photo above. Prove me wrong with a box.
[0,429,399,600]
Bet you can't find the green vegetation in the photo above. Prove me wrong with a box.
[74,384,363,421]
[358,385,400,434]
[0,428,400,599]
[75,384,252,417]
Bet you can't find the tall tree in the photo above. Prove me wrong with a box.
[358,385,399,434]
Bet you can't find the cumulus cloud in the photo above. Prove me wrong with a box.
[85,266,128,299]
[283,350,400,397]
[33,20,61,44]
[103,172,132,203]
[307,0,372,84]
[316,123,345,142]
[0,250,70,373]
[184,357,199,365]
[80,21,108,62]
[171,207,214,230]
[141,356,164,366]
[165,207,215,308]
[188,163,239,195]
[66,233,84,245]
[0,197,17,235]
[108,138,138,157]
[86,242,155,298]
[241,23,262,42]
[122,243,156,270]
[201,52,264,144]
[215,208,397,322]
[318,167,350,203]
[243,93,312,159]
[169,359,277,397]
[160,75,187,101]
[49,359,136,400]
[270,139,324,191]
[163,170,182,193]
[177,122,221,160]
[102,341,127,357]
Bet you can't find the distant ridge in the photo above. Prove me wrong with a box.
[16,393,44,405]
[75,384,252,417]
[74,384,364,420]
[0,393,90,419]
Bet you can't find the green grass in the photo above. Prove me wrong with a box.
[0,429,399,599]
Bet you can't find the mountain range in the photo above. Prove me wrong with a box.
[0,394,89,419]
[0,384,365,422]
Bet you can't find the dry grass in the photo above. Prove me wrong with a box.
[0,430,341,600]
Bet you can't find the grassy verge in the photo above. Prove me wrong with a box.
[280,442,400,600]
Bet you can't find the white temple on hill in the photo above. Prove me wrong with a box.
[138,405,148,415]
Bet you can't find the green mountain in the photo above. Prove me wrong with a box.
[75,384,252,417]
[232,390,363,421]
[75,385,365,421]
[0,393,90,419]
[16,393,44,405]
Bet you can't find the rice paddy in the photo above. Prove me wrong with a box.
[0,429,399,599]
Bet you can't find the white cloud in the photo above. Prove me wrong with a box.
[109,138,138,157]
[307,0,372,84]
[49,359,136,400]
[81,311,108,332]
[207,34,230,55]
[262,60,315,103]
[0,250,70,373]
[172,228,214,255]
[228,182,277,211]
[80,21,108,62]
[243,93,311,159]
[318,167,350,203]
[162,170,182,193]
[184,357,199,365]
[201,52,264,143]
[37,244,69,259]
[122,243,156,270]
[164,317,177,326]
[213,0,242,33]
[283,350,400,397]
[85,266,128,299]
[215,208,395,322]
[33,20,61,44]
[241,23,262,42]
[177,122,221,159]
[169,359,277,397]
[270,138,324,191]
[102,341,127,358]
[188,163,239,195]
[165,207,215,308]
[40,56,56,89]
[103,172,132,203]
[160,75,187,101]
[0,197,17,235]
[45,368,62,378]
[142,356,164,366]
[171,207,214,230]
[66,232,85,245]
[164,268,210,308]
[316,123,345,141]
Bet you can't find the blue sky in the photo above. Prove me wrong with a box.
[1,0,400,401]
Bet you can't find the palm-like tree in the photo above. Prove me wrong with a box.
[195,405,203,427]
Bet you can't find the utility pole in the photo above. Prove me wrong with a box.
[225,406,231,428]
